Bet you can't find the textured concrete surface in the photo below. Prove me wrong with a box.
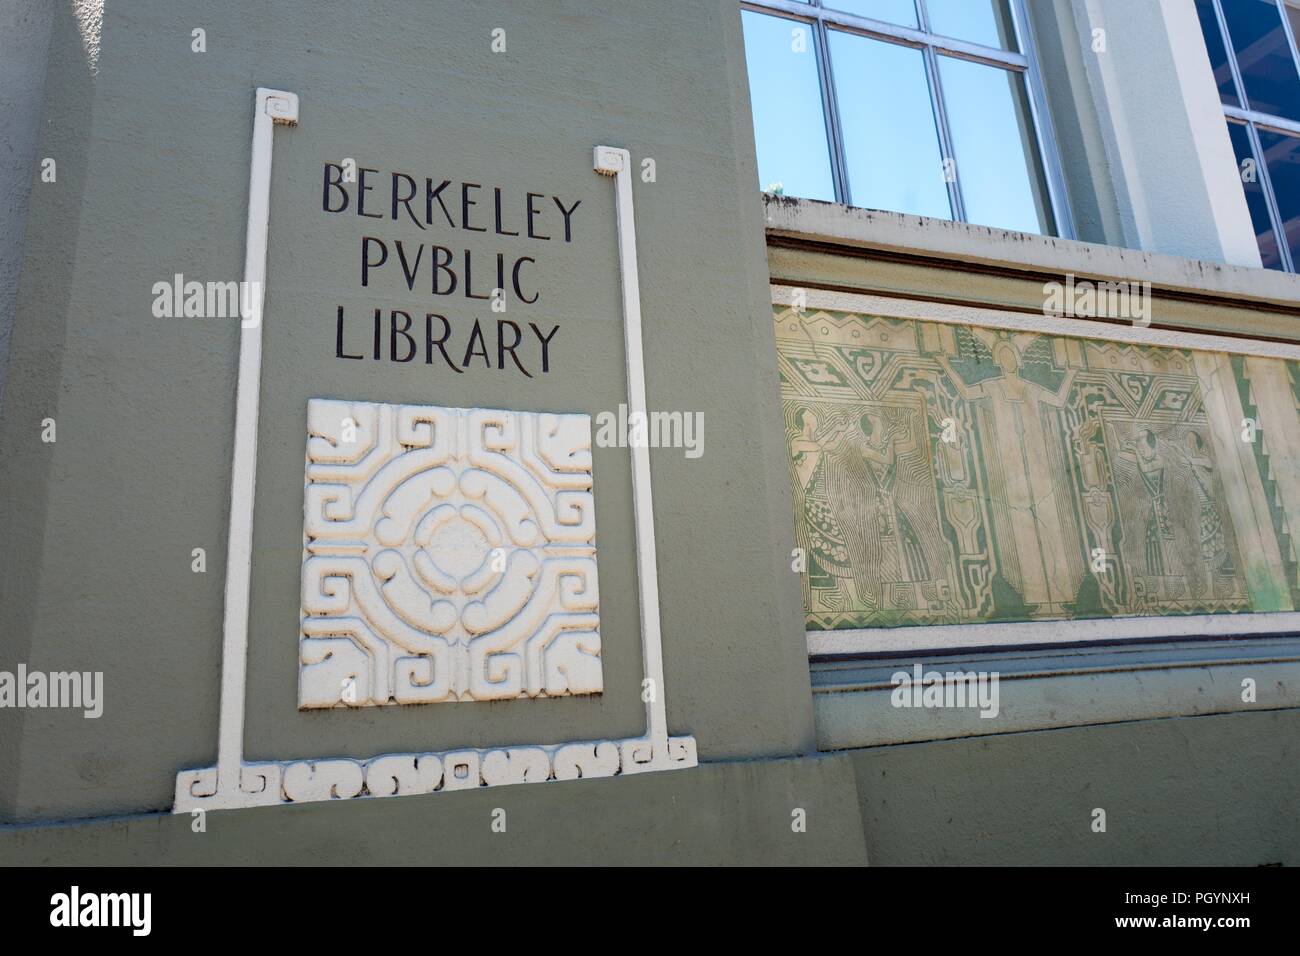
[0,0,55,410]
[4,710,1295,865]
[0,754,868,866]
[851,709,1300,866]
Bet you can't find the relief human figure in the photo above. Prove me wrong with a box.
[1179,430,1232,592]
[820,410,935,611]
[937,340,1077,609]
[789,408,869,611]
[1117,428,1177,578]
[857,412,932,582]
[819,411,896,609]
[858,412,899,540]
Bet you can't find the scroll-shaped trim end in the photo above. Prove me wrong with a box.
[258,87,300,125]
[593,145,627,177]
[173,762,283,812]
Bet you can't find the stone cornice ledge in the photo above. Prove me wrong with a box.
[763,195,1300,310]
[810,638,1300,751]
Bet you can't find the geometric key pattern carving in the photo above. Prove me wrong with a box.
[300,399,601,707]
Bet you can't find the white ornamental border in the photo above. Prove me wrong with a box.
[173,89,696,812]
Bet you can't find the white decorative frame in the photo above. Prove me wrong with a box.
[172,91,696,811]
[774,284,1300,658]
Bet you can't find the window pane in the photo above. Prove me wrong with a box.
[924,0,1018,52]
[825,0,918,29]
[1259,127,1300,267]
[1219,0,1300,120]
[1226,122,1284,269]
[938,55,1054,234]
[1194,0,1241,106]
[741,11,836,201]
[827,31,952,219]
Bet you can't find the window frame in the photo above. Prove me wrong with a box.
[1207,0,1300,271]
[740,0,1076,238]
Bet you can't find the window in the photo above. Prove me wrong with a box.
[1197,0,1300,270]
[740,0,1070,236]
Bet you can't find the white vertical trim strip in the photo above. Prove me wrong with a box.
[216,87,298,792]
[594,146,678,765]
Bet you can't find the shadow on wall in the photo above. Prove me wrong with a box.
[0,0,96,821]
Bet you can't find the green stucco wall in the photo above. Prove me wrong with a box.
[4,710,1295,865]
[0,0,813,825]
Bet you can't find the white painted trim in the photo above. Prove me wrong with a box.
[771,285,1300,363]
[593,145,687,771]
[810,637,1300,747]
[813,655,1300,748]
[774,284,1300,659]
[763,195,1300,307]
[809,612,1300,657]
[1223,103,1300,138]
[211,88,298,810]
[171,118,696,812]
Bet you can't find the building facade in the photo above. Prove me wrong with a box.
[0,0,1297,865]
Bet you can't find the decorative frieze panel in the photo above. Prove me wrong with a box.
[776,302,1300,633]
[300,399,602,707]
